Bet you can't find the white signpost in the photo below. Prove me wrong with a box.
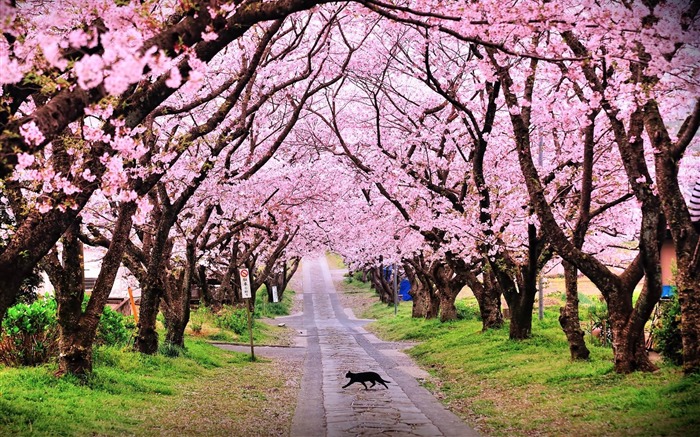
[239,268,252,299]
[239,267,255,360]
[272,286,279,303]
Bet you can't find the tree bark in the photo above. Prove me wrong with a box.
[559,261,590,360]
[432,261,465,322]
[54,202,136,376]
[643,99,700,373]
[54,222,89,376]
[466,269,504,331]
[503,279,536,340]
[134,205,175,354]
[370,266,394,304]
[403,261,439,319]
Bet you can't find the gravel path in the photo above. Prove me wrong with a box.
[291,256,478,437]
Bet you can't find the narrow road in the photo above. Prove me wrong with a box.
[290,256,478,437]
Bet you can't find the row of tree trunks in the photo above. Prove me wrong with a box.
[369,265,394,304]
[263,257,301,304]
[403,259,439,319]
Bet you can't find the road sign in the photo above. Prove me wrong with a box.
[240,268,252,299]
[272,286,279,303]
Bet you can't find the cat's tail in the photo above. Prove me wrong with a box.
[380,378,392,384]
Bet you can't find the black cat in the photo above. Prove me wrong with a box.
[342,371,391,389]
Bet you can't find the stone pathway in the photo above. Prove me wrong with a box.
[289,256,478,437]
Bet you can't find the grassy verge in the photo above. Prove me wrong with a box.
[0,338,299,436]
[326,252,346,270]
[187,289,297,346]
[337,278,700,436]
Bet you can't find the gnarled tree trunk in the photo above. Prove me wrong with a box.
[432,261,466,323]
[403,259,439,319]
[466,269,504,331]
[559,261,590,360]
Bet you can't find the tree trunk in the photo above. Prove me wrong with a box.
[559,261,590,360]
[466,269,504,330]
[163,272,191,349]
[609,309,657,373]
[134,278,163,354]
[408,275,432,318]
[55,222,89,376]
[432,262,465,323]
[677,268,700,373]
[436,290,457,322]
[198,264,212,308]
[370,266,394,304]
[504,284,535,340]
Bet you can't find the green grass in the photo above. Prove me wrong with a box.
[326,252,346,270]
[361,298,700,436]
[0,339,266,436]
[187,290,296,345]
[255,287,295,318]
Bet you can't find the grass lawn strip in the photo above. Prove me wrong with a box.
[0,338,301,436]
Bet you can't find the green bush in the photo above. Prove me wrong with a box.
[96,306,134,347]
[455,299,480,321]
[188,306,211,334]
[0,296,135,366]
[254,289,291,318]
[587,299,612,347]
[655,295,682,365]
[158,342,184,357]
[0,296,58,366]
[215,306,250,335]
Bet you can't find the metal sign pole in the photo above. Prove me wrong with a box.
[239,268,255,361]
[394,263,398,316]
[247,298,255,361]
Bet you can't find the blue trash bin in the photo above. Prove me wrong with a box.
[399,278,412,301]
[661,285,676,299]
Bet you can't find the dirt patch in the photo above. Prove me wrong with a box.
[143,352,302,436]
[334,280,378,319]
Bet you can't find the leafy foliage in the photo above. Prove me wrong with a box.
[254,287,293,318]
[0,296,135,366]
[0,297,58,366]
[587,299,612,347]
[214,306,250,335]
[96,307,135,347]
[455,299,480,321]
[655,295,683,365]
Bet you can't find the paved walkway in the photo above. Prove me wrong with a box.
[289,256,478,437]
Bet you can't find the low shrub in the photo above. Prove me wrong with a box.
[455,299,480,321]
[254,289,291,318]
[0,296,58,366]
[96,306,134,347]
[215,306,250,335]
[655,295,682,365]
[159,342,184,357]
[1,296,135,366]
[587,298,612,347]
